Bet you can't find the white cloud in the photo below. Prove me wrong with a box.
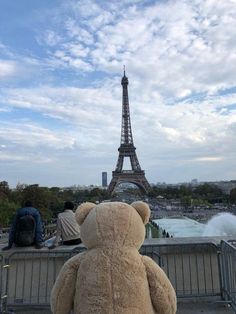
[0,60,17,78]
[0,152,53,163]
[0,122,76,149]
[44,30,62,46]
[1,0,236,185]
[1,81,235,164]
[0,107,11,112]
[68,0,102,19]
[65,18,94,44]
[194,157,223,162]
[42,0,236,98]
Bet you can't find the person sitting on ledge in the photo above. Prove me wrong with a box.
[49,201,81,249]
[2,200,44,250]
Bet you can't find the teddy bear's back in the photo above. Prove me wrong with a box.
[74,248,155,314]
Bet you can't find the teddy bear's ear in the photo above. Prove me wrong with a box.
[131,201,150,224]
[75,202,96,225]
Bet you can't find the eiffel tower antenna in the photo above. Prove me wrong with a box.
[107,70,151,195]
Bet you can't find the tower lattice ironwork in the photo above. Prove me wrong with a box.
[107,70,151,195]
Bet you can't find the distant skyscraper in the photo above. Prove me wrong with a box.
[102,172,108,187]
[191,179,198,185]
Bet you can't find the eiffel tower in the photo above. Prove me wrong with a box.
[107,69,151,195]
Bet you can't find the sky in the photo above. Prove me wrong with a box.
[0,0,236,188]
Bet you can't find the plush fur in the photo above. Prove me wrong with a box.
[50,201,177,314]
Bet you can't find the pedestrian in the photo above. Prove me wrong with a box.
[49,201,81,248]
[2,200,44,250]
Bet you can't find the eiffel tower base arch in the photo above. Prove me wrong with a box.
[107,171,150,195]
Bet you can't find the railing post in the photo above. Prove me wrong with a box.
[217,243,224,300]
[2,259,11,314]
[0,254,14,314]
[0,254,3,314]
[219,240,236,312]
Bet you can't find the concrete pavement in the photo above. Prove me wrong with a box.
[11,302,234,313]
[178,301,234,314]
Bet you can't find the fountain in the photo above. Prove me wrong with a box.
[153,217,205,237]
[153,213,236,238]
[203,212,236,237]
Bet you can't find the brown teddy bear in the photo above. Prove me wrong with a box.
[50,201,177,314]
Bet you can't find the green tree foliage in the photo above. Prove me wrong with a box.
[180,195,192,208]
[0,200,19,228]
[20,184,53,221]
[194,183,227,203]
[0,181,10,200]
[148,183,228,205]
[1,179,230,229]
[0,182,112,227]
[230,188,236,204]
[74,188,110,204]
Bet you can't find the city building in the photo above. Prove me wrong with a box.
[102,172,108,187]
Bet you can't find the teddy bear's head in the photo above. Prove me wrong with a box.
[75,201,150,249]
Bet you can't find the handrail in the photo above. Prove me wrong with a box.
[220,240,236,312]
[0,240,235,312]
[0,254,3,313]
[1,241,221,310]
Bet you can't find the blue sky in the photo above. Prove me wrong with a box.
[0,0,236,188]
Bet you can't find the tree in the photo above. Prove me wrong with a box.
[193,183,224,203]
[181,196,192,209]
[179,185,192,196]
[21,185,53,221]
[0,200,18,228]
[230,188,236,204]
[0,181,10,200]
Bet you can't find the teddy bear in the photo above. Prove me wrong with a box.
[50,201,177,314]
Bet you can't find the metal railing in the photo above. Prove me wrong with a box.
[220,240,236,312]
[0,254,3,313]
[0,241,235,312]
[4,250,74,308]
[140,242,221,298]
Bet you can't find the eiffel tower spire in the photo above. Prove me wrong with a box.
[120,66,134,146]
[107,70,150,195]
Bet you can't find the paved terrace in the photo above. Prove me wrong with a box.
[10,302,234,313]
[1,237,236,314]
